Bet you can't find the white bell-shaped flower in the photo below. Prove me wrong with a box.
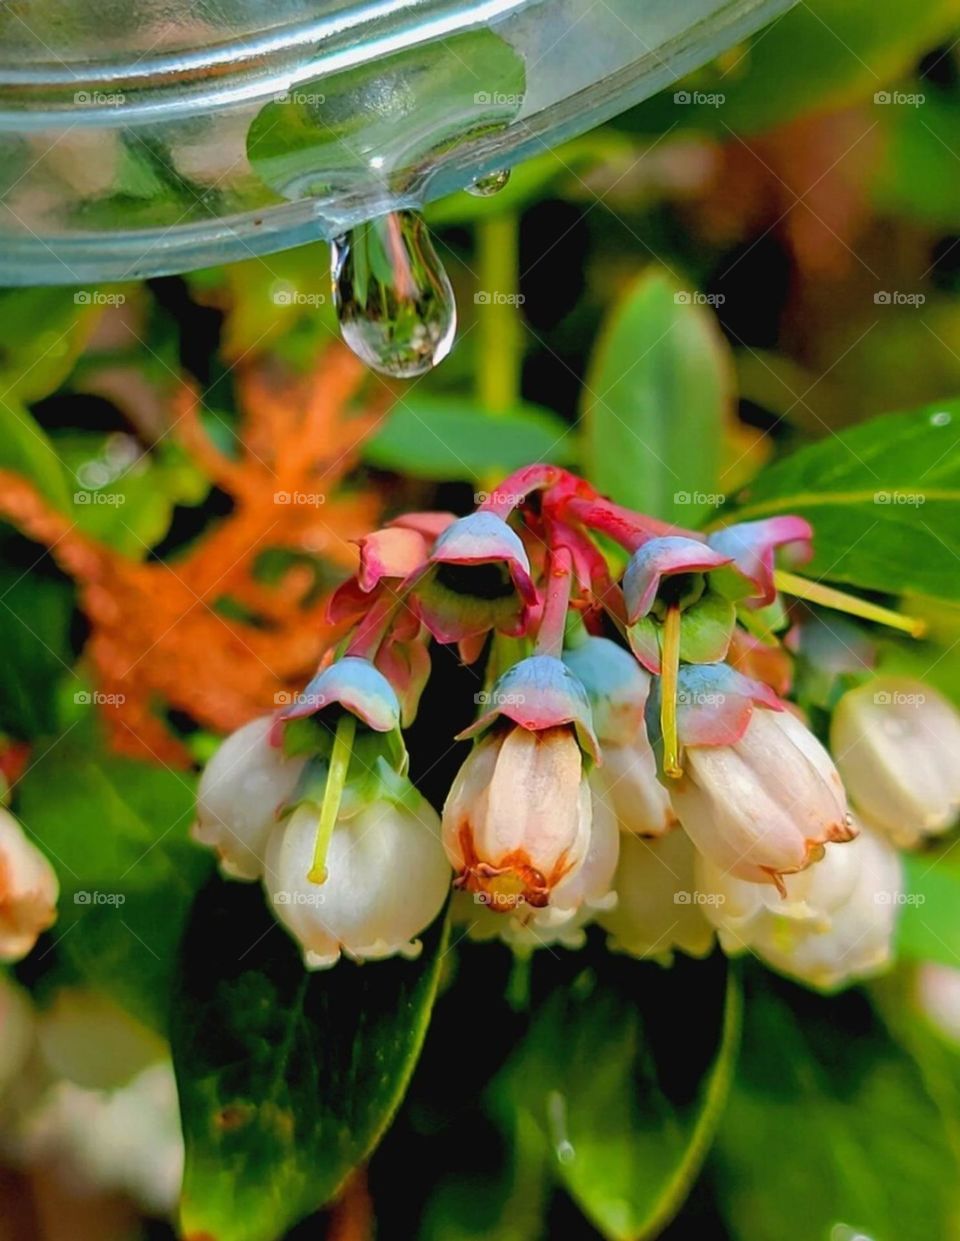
[592,739,676,837]
[442,725,593,912]
[598,828,715,962]
[453,778,619,950]
[0,806,58,962]
[831,677,960,847]
[696,822,900,990]
[672,706,853,887]
[264,794,450,969]
[194,715,307,880]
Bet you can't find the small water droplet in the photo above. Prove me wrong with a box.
[931,410,952,426]
[546,1090,575,1165]
[331,210,457,378]
[467,168,511,197]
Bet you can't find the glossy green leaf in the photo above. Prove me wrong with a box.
[364,396,576,481]
[15,735,209,1032]
[173,880,449,1241]
[582,268,729,524]
[624,0,960,137]
[503,952,740,1241]
[0,563,74,739]
[729,402,960,601]
[247,30,525,199]
[715,971,960,1240]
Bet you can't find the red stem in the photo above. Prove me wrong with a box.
[478,464,568,519]
[534,546,573,658]
[561,496,701,552]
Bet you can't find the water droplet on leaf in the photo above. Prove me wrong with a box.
[331,210,457,378]
[931,410,952,426]
[467,169,511,197]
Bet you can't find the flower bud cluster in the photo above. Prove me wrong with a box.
[190,467,954,991]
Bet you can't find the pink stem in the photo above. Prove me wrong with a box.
[562,496,702,552]
[534,546,574,658]
[478,464,569,519]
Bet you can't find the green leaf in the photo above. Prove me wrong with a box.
[0,562,74,739]
[0,287,99,404]
[896,852,960,968]
[0,397,71,509]
[729,402,960,601]
[364,396,576,481]
[582,269,729,525]
[15,735,210,1032]
[503,952,740,1241]
[874,90,960,231]
[173,880,449,1241]
[54,432,209,556]
[247,30,525,199]
[419,1108,549,1241]
[714,971,960,1240]
[623,0,960,137]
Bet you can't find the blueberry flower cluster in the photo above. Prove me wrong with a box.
[192,466,958,990]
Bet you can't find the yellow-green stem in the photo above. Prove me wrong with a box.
[477,212,522,416]
[773,569,927,638]
[660,605,683,779]
[308,712,356,884]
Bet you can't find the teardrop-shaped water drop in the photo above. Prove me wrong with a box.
[331,210,457,378]
[466,168,511,197]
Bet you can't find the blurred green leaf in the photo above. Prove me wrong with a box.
[0,287,99,404]
[0,397,71,509]
[16,736,209,1032]
[247,30,525,199]
[419,1108,549,1241]
[188,242,337,363]
[503,953,740,1241]
[53,433,208,556]
[624,0,960,136]
[173,881,449,1241]
[364,396,576,481]
[0,563,73,739]
[714,972,960,1240]
[730,402,960,601]
[896,852,960,968]
[582,268,729,524]
[427,132,635,226]
[875,89,960,230]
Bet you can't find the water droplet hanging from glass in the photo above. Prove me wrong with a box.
[330,209,456,379]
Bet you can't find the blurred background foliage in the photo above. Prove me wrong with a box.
[6,2,960,1239]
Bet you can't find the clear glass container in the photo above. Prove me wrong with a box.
[0,0,794,284]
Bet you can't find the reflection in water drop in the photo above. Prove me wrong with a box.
[467,168,511,197]
[330,210,457,378]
